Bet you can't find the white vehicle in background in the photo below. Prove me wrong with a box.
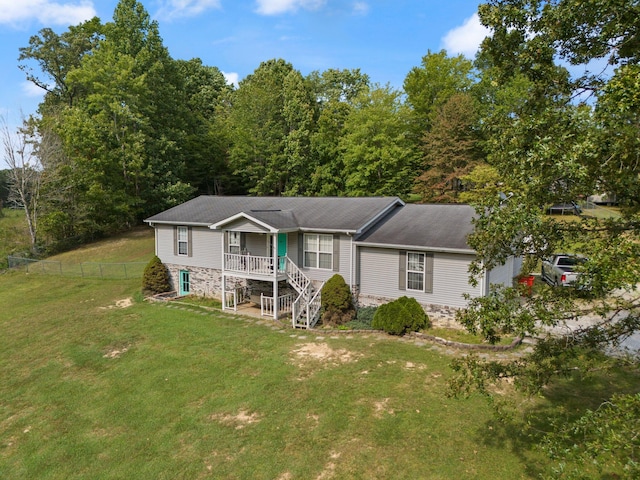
[541,254,587,287]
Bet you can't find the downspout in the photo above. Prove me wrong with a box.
[349,233,353,290]
[221,229,226,310]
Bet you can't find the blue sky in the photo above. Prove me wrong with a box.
[0,0,489,128]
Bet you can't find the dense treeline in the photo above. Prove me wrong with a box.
[13,0,481,248]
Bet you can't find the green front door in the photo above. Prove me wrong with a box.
[277,233,287,270]
[179,270,190,296]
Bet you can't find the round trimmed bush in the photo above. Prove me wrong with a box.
[320,274,355,326]
[142,255,171,295]
[372,296,429,335]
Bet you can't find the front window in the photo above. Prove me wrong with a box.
[304,234,333,269]
[407,252,425,291]
[177,227,188,256]
[229,231,241,254]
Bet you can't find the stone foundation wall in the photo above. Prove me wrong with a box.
[356,294,464,329]
[165,264,223,298]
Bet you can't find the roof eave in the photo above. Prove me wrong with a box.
[144,219,211,227]
[354,198,405,235]
[210,212,278,232]
[354,241,476,255]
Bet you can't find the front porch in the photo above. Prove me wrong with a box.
[223,253,288,280]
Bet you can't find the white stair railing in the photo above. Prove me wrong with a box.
[284,257,310,296]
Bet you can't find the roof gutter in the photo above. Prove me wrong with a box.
[143,220,212,227]
[353,241,475,255]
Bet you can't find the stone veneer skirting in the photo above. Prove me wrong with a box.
[165,264,223,298]
[356,293,464,329]
[164,265,463,328]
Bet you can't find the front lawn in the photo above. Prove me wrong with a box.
[0,271,554,479]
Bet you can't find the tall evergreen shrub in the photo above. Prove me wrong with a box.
[142,255,171,295]
[320,274,356,326]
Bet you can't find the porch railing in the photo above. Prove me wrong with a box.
[260,293,295,318]
[224,253,275,276]
[283,257,310,295]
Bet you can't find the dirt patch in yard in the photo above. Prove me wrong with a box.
[103,345,129,359]
[209,410,261,430]
[290,343,361,367]
[99,298,133,310]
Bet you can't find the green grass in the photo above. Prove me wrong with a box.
[1,229,637,479]
[0,209,32,268]
[46,226,155,264]
[428,327,517,346]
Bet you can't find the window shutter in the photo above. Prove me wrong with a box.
[333,234,340,271]
[187,227,193,257]
[240,232,246,252]
[173,226,178,256]
[424,253,434,293]
[298,233,304,266]
[398,250,406,290]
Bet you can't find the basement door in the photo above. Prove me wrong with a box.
[179,270,191,296]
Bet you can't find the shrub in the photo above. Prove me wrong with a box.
[142,255,171,295]
[320,274,355,327]
[371,296,429,335]
[355,305,378,327]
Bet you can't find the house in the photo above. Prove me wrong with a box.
[145,196,521,328]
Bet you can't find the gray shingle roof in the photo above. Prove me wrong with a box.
[145,196,403,233]
[355,203,476,252]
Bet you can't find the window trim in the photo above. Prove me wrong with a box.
[406,252,425,292]
[177,226,189,256]
[303,233,333,270]
[228,231,241,254]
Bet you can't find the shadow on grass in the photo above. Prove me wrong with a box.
[469,361,640,478]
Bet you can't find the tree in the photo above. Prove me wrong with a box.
[176,58,234,195]
[0,169,10,213]
[413,92,483,202]
[340,85,419,197]
[404,50,476,135]
[450,1,640,477]
[228,59,297,195]
[1,116,41,251]
[307,69,370,195]
[33,0,194,243]
[18,17,103,109]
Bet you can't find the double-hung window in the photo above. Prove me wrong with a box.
[229,231,241,254]
[304,234,333,269]
[407,252,425,291]
[177,226,189,256]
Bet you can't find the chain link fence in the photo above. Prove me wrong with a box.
[7,256,146,279]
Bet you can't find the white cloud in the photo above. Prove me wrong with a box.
[255,0,325,15]
[0,0,96,27]
[222,71,239,87]
[352,2,368,15]
[155,0,221,20]
[21,81,47,98]
[442,13,491,58]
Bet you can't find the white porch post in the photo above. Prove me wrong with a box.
[272,231,279,319]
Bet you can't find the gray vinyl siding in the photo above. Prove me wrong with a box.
[487,256,522,290]
[223,218,269,233]
[358,247,482,308]
[156,225,221,269]
[244,233,268,256]
[298,234,351,284]
[487,257,515,288]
